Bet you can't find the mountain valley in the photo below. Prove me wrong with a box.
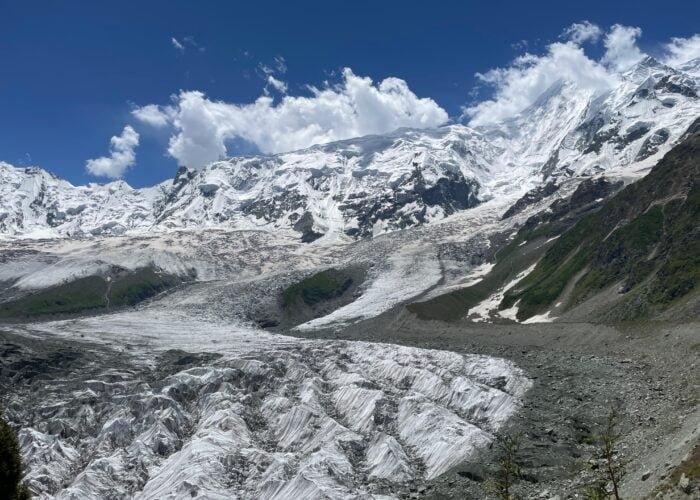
[1,54,699,499]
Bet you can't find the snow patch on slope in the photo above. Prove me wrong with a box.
[467,264,537,322]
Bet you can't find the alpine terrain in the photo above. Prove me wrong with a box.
[1,48,699,499]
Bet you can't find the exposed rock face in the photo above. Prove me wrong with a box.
[501,181,560,220]
[636,128,671,161]
[678,473,691,493]
[342,168,480,238]
[518,177,624,233]
[293,212,324,243]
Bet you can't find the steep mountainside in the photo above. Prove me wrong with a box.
[0,128,495,241]
[1,58,699,243]
[501,118,700,321]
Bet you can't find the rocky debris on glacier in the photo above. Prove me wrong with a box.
[292,313,700,500]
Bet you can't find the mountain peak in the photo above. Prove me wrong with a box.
[677,57,700,77]
[622,55,674,84]
[1,66,699,241]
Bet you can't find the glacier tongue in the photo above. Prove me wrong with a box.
[9,313,531,499]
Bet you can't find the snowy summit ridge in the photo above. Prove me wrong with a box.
[1,57,699,242]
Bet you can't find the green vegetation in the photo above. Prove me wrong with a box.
[501,205,667,319]
[108,268,180,307]
[675,443,700,481]
[495,222,560,262]
[409,178,621,322]
[584,408,625,500]
[0,276,108,318]
[647,192,700,305]
[408,224,561,321]
[413,138,699,323]
[499,127,700,321]
[501,217,596,318]
[485,432,522,500]
[0,268,182,320]
[282,269,352,308]
[0,412,31,499]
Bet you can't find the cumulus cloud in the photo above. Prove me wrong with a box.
[465,23,651,125]
[85,126,140,178]
[563,21,602,44]
[131,23,695,167]
[601,24,644,71]
[133,68,448,168]
[466,41,617,125]
[131,104,172,127]
[663,34,700,67]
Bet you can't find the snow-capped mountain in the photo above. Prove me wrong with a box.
[1,57,698,242]
[0,127,496,241]
[3,52,700,500]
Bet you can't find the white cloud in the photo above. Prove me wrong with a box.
[134,68,448,168]
[274,56,287,74]
[85,126,139,179]
[171,37,185,52]
[171,36,204,53]
[465,23,652,125]
[563,21,602,44]
[258,56,287,77]
[131,104,172,127]
[466,41,618,125]
[663,34,700,67]
[267,75,288,94]
[258,63,274,75]
[133,24,697,168]
[601,24,644,71]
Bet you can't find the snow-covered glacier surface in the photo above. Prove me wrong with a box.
[296,243,443,331]
[9,312,531,499]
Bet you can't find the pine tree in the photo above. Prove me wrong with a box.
[585,408,625,500]
[0,410,31,499]
[486,432,522,500]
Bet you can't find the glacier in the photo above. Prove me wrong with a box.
[7,311,531,499]
[1,54,699,500]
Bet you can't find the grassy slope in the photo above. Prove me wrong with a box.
[407,232,556,321]
[407,180,617,322]
[0,276,108,318]
[503,124,700,321]
[0,268,182,319]
[282,269,353,308]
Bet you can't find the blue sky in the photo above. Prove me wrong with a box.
[2,0,700,187]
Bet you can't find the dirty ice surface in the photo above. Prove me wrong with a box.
[11,310,531,499]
